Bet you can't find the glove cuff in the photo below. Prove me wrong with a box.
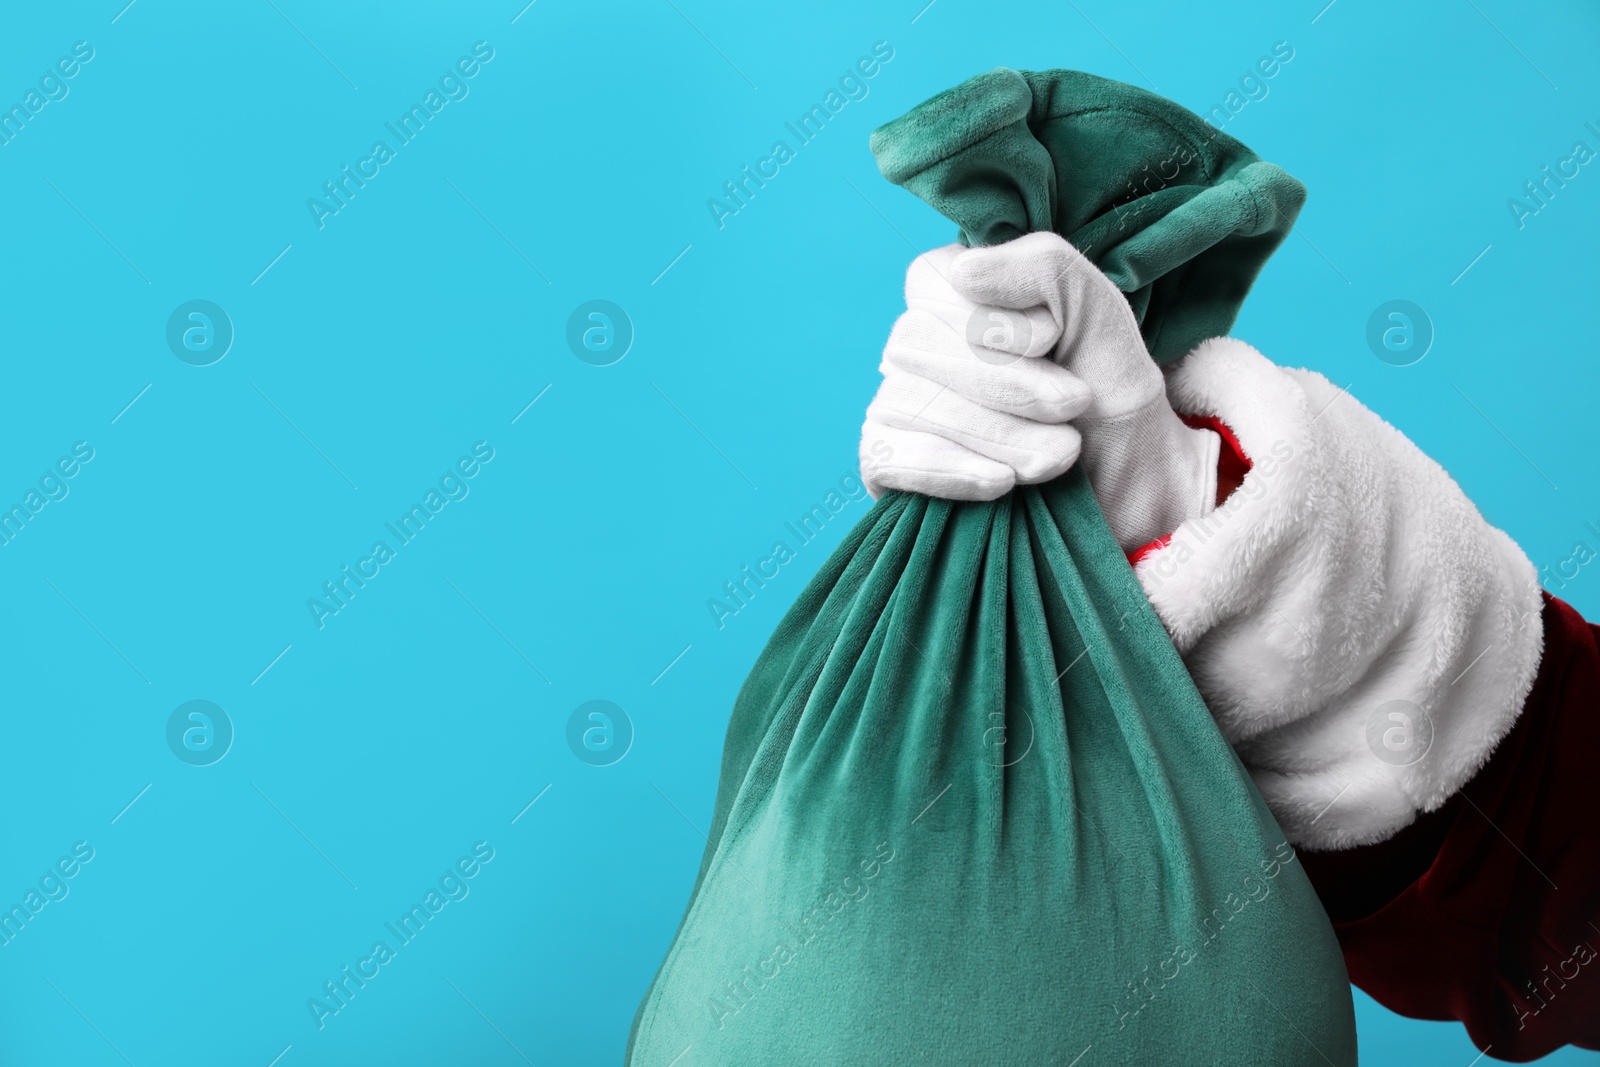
[1080,402,1219,549]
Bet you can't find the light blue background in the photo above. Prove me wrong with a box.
[0,0,1596,1064]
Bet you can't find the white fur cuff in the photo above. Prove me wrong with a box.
[1137,338,1545,850]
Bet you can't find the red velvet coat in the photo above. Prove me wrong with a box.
[1300,593,1600,1061]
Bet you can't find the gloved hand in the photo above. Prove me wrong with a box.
[860,242,1093,503]
[860,232,1219,549]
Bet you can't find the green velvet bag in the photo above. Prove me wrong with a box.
[628,69,1356,1066]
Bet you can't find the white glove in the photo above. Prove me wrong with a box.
[860,243,1093,502]
[860,232,1219,549]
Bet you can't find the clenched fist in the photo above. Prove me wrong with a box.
[860,232,1219,549]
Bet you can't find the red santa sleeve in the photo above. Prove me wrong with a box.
[1122,337,1598,1058]
[1299,591,1600,1061]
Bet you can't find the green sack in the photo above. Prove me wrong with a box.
[872,67,1308,365]
[628,69,1356,1066]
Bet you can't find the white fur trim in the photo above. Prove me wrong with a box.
[1137,338,1545,850]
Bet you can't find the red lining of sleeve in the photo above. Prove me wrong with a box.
[1125,533,1172,568]
[1182,413,1253,505]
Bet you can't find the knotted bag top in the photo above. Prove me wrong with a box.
[870,67,1306,364]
